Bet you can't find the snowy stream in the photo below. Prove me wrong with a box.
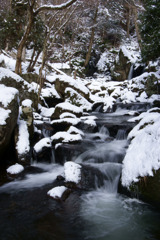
[0,104,160,240]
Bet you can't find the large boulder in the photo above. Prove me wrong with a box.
[0,67,38,109]
[111,46,133,81]
[121,108,160,208]
[0,84,19,158]
[54,75,90,100]
[41,83,63,108]
[130,170,160,209]
[51,102,83,120]
[65,87,92,111]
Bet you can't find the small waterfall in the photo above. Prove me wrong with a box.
[51,148,55,163]
[99,125,110,136]
[128,64,134,80]
[116,129,126,140]
[42,128,51,138]
[91,163,122,193]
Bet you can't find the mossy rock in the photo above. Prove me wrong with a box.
[0,90,19,158]
[111,49,132,81]
[21,73,39,84]
[145,74,159,97]
[130,169,160,209]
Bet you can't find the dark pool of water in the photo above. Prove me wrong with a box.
[0,163,160,240]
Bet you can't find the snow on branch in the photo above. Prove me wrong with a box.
[34,0,78,16]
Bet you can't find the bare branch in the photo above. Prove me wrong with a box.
[34,0,78,16]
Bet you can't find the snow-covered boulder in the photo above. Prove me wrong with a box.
[64,161,82,188]
[78,116,97,133]
[111,47,132,81]
[65,87,92,111]
[51,102,83,120]
[47,186,71,201]
[121,108,160,207]
[0,67,39,109]
[0,84,19,157]
[51,118,81,131]
[33,137,53,163]
[54,75,90,100]
[51,131,82,144]
[111,45,141,81]
[41,82,62,108]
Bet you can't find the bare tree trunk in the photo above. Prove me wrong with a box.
[37,30,48,102]
[84,7,98,68]
[22,46,26,62]
[15,8,34,74]
[133,6,142,49]
[28,50,41,72]
[27,48,35,72]
[126,6,131,38]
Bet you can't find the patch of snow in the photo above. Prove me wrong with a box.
[67,126,84,136]
[40,106,55,118]
[103,96,116,112]
[56,74,89,96]
[0,108,11,125]
[7,163,24,175]
[55,102,83,114]
[84,119,97,127]
[47,186,67,199]
[16,120,30,157]
[41,86,61,99]
[0,67,39,94]
[34,137,51,153]
[34,125,41,134]
[120,89,137,103]
[51,117,80,126]
[65,87,92,111]
[0,53,16,71]
[50,62,70,70]
[51,131,82,143]
[0,84,19,108]
[22,99,33,108]
[60,112,76,119]
[64,161,81,184]
[0,67,23,82]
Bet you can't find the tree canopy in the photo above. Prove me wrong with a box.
[141,0,160,61]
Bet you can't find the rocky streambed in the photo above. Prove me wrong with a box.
[0,103,160,240]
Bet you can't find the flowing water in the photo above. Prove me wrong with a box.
[0,105,160,240]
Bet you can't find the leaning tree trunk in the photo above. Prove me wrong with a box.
[28,50,41,72]
[37,30,48,103]
[15,9,34,74]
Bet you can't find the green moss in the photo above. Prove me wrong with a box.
[145,74,159,97]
